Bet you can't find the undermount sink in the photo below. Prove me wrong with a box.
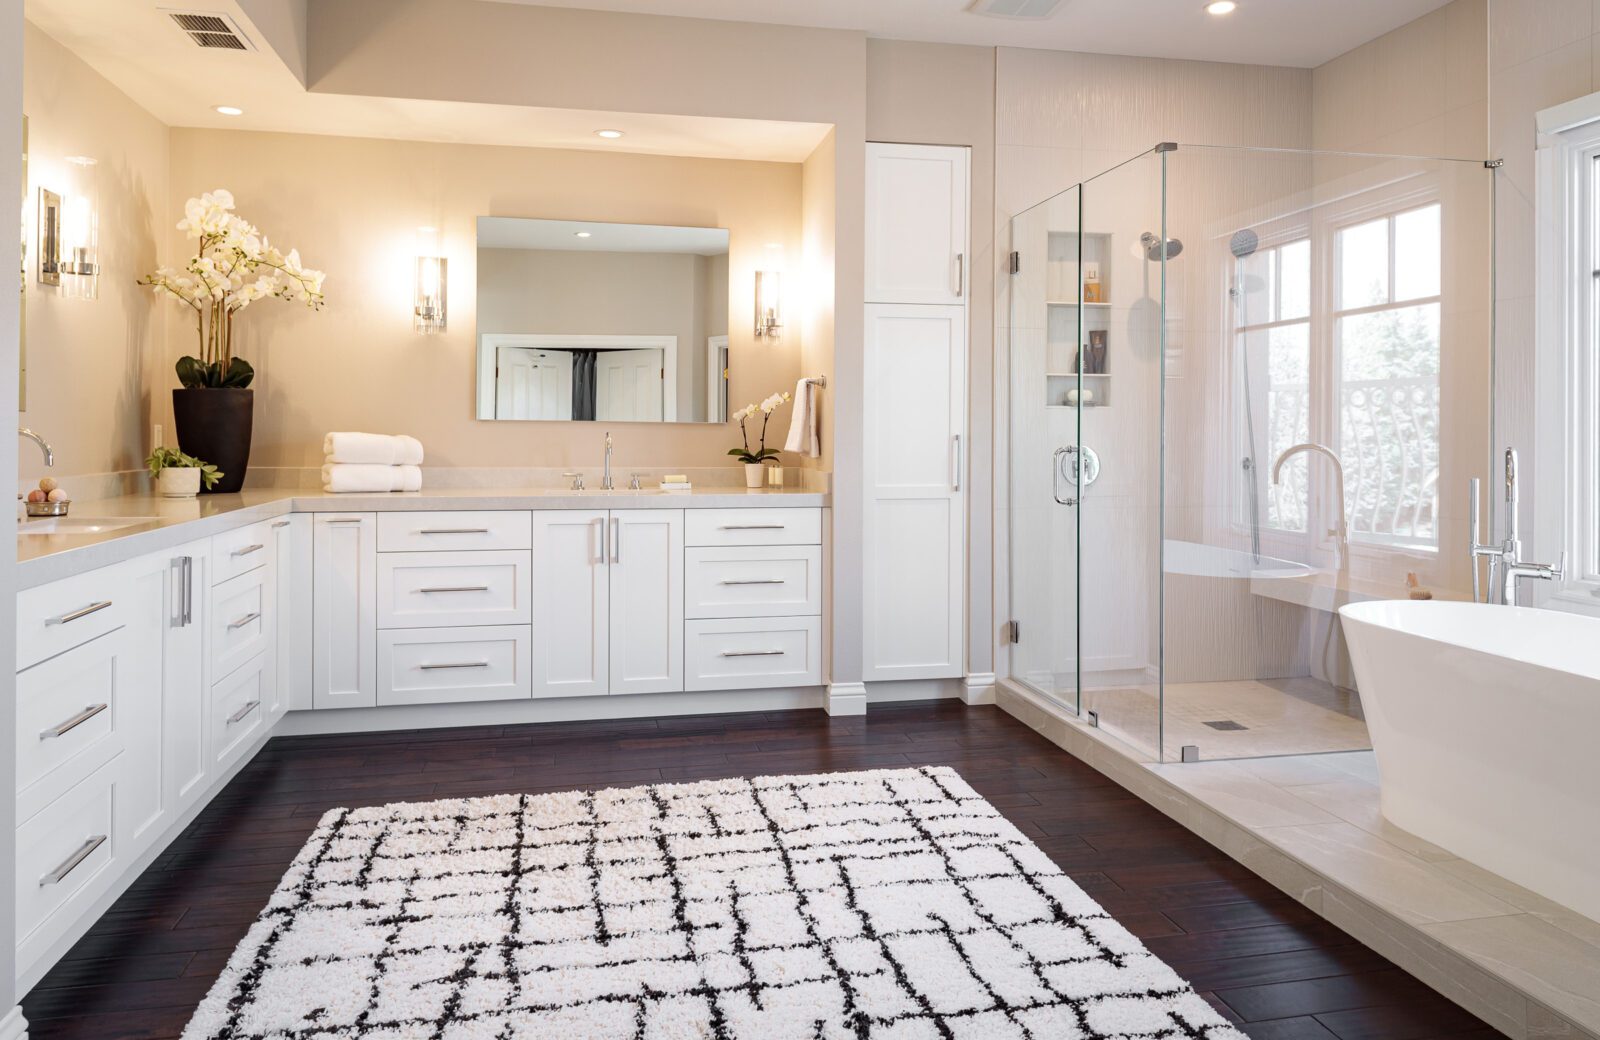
[19,516,159,535]
[537,487,667,496]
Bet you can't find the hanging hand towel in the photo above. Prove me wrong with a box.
[323,432,425,466]
[783,378,821,458]
[321,464,423,493]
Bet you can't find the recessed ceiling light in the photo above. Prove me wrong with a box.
[214,105,244,116]
[1205,1,1237,14]
[574,231,592,238]
[594,129,624,139]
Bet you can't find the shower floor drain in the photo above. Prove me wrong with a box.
[1203,720,1248,731]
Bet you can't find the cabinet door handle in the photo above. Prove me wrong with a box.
[719,578,785,585]
[324,517,364,524]
[38,835,107,887]
[611,517,621,563]
[720,649,785,658]
[228,611,261,631]
[170,558,185,627]
[39,703,108,740]
[231,543,265,557]
[417,585,490,594]
[45,601,113,626]
[418,661,489,670]
[718,524,784,530]
[182,557,193,626]
[418,528,490,535]
[271,520,291,529]
[955,252,964,297]
[951,435,963,492]
[226,700,260,726]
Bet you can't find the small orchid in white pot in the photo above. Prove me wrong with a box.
[729,390,791,488]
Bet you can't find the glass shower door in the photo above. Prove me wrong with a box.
[1007,185,1084,715]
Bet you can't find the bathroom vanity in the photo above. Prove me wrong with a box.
[11,487,826,991]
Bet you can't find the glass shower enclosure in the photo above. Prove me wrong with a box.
[1007,144,1495,763]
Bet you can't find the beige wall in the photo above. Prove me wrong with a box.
[20,23,168,487]
[476,246,740,421]
[160,130,803,470]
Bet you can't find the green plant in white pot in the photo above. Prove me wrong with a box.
[147,446,222,499]
[728,390,791,488]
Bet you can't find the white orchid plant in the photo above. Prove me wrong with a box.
[728,390,792,465]
[140,190,326,389]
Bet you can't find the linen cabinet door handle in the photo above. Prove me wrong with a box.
[955,252,964,297]
[46,601,113,626]
[951,435,962,492]
[226,700,260,726]
[40,703,108,740]
[39,835,107,887]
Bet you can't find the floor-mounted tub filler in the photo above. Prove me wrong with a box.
[1341,600,1600,923]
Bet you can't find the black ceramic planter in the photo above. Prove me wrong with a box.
[172,388,253,494]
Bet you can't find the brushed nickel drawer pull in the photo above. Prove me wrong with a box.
[271,520,291,528]
[417,586,490,594]
[40,703,108,740]
[719,578,786,585]
[39,835,107,887]
[419,661,490,670]
[720,649,785,658]
[231,543,265,557]
[418,527,492,535]
[228,611,262,630]
[226,700,260,726]
[325,517,364,524]
[718,523,785,530]
[46,601,113,626]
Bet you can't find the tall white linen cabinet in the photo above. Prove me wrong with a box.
[862,142,970,685]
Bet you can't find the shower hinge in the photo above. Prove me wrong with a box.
[1155,141,1178,153]
[1008,251,1021,275]
[1003,619,1020,644]
[1484,158,1504,169]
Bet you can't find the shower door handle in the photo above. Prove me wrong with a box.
[1053,447,1078,506]
[1053,445,1101,507]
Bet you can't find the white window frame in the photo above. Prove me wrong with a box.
[1534,96,1600,614]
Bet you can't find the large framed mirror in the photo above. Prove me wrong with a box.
[475,217,730,423]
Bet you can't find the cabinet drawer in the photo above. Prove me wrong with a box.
[377,511,532,553]
[685,617,823,692]
[378,626,531,706]
[212,652,270,773]
[16,566,131,671]
[17,756,118,965]
[685,508,821,547]
[685,546,823,619]
[210,567,273,682]
[210,520,274,585]
[377,551,531,629]
[16,631,126,811]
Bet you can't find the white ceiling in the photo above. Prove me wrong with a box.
[23,0,831,162]
[488,0,1455,69]
[477,217,730,254]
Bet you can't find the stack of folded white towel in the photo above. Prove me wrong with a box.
[322,433,425,493]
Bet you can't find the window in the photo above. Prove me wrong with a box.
[1235,238,1310,533]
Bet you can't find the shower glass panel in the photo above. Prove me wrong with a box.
[1006,144,1494,763]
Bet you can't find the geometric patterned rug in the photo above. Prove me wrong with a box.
[181,767,1246,1039]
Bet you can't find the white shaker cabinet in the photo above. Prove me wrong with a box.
[607,509,684,696]
[312,513,377,709]
[866,143,970,305]
[530,511,610,698]
[155,541,210,825]
[271,514,312,716]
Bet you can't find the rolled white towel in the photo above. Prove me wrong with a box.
[323,432,424,466]
[321,464,423,494]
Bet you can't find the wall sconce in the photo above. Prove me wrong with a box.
[413,226,446,333]
[754,270,781,338]
[38,156,99,299]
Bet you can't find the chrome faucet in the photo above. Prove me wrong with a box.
[1271,442,1348,571]
[601,431,614,491]
[18,428,54,467]
[1471,448,1563,604]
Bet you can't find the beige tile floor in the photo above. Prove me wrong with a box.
[1079,677,1372,761]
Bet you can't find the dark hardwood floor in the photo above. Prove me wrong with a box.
[22,700,1499,1039]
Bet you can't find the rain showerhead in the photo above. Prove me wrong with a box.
[1140,231,1183,261]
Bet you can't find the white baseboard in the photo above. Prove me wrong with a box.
[0,1006,26,1040]
[963,673,997,705]
[825,682,867,716]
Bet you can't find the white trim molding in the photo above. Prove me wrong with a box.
[962,672,996,705]
[825,682,867,716]
[0,1007,25,1040]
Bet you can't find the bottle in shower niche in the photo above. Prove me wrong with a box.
[1087,330,1108,374]
[1082,263,1103,303]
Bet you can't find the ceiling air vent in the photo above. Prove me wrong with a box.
[163,10,256,51]
[969,0,1066,18]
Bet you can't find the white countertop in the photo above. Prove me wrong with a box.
[16,485,828,589]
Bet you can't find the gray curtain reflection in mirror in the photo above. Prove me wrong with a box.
[571,350,597,421]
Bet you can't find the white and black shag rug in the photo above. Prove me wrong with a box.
[184,766,1245,1039]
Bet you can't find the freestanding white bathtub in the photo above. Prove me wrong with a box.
[1340,600,1600,922]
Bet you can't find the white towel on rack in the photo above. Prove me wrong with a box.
[321,464,423,493]
[323,432,425,466]
[784,378,821,458]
